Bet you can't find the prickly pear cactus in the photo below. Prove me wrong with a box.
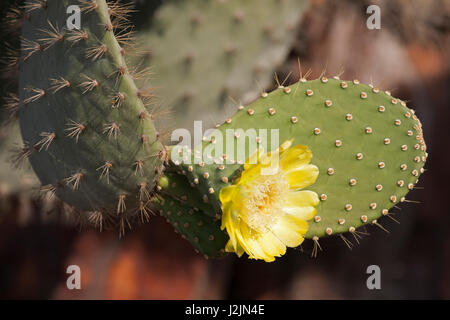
[3,0,428,261]
[172,77,427,260]
[17,0,166,223]
[136,0,308,132]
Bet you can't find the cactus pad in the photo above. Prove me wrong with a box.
[136,0,308,131]
[153,170,228,257]
[175,77,427,241]
[18,0,166,220]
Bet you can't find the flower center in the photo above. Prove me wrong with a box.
[242,173,289,233]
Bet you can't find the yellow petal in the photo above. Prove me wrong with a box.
[219,185,237,203]
[279,139,294,151]
[285,164,319,189]
[235,241,245,257]
[280,144,312,172]
[225,239,245,257]
[239,163,262,183]
[282,206,316,221]
[284,190,320,207]
[239,223,272,261]
[271,214,308,248]
[225,240,235,253]
[221,204,241,252]
[219,141,319,262]
[257,231,286,259]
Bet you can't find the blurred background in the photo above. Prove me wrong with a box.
[0,0,449,299]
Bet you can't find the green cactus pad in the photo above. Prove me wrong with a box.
[175,78,427,239]
[153,171,228,257]
[158,169,218,217]
[136,0,308,132]
[18,0,166,216]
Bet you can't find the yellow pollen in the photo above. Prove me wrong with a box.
[242,173,288,233]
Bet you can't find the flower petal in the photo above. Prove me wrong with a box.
[225,238,245,257]
[257,231,286,260]
[221,203,241,251]
[285,164,319,189]
[284,190,320,207]
[219,141,319,262]
[282,206,316,221]
[280,144,312,172]
[219,185,237,203]
[271,214,308,248]
[239,223,271,261]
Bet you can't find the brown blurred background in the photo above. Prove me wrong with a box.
[0,0,449,299]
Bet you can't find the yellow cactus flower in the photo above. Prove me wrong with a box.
[219,140,319,262]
